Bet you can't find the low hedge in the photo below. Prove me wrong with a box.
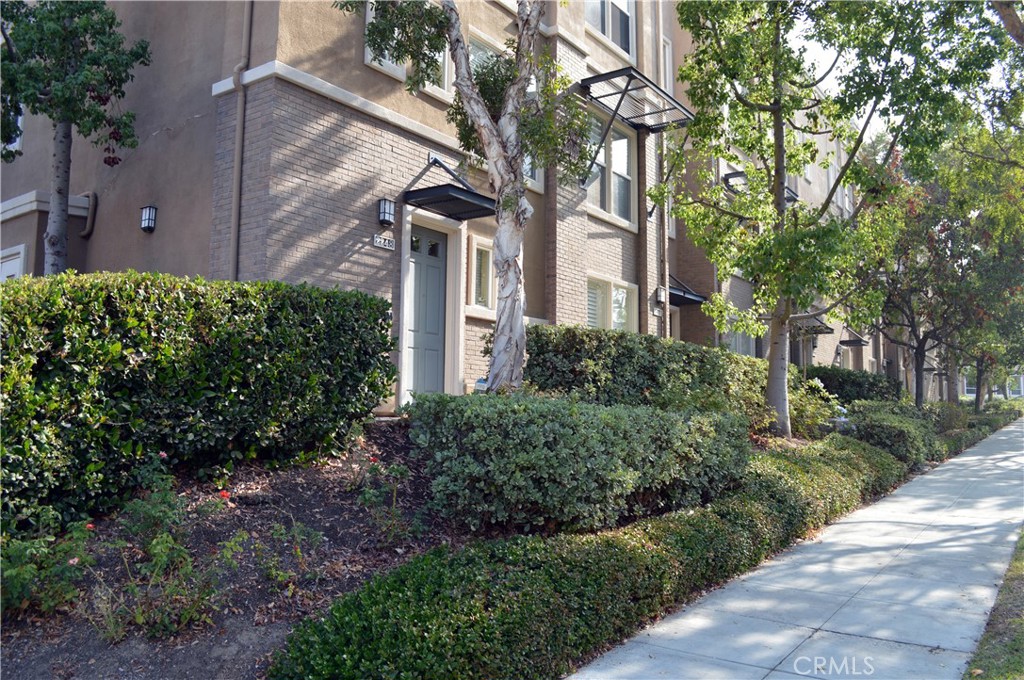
[405,393,750,532]
[1,272,396,532]
[268,433,907,680]
[847,410,939,465]
[524,325,836,437]
[805,365,901,404]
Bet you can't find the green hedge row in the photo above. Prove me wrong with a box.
[805,365,901,404]
[1,272,396,532]
[524,325,837,437]
[267,433,908,680]
[405,393,750,532]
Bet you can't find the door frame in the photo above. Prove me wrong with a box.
[397,207,466,406]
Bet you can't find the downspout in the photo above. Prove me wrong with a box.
[228,0,254,281]
[77,192,97,239]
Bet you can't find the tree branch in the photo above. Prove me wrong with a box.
[992,1,1024,47]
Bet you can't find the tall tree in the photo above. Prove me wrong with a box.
[1,1,150,275]
[671,1,1008,435]
[336,0,590,391]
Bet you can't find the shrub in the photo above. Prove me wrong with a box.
[405,393,750,532]
[923,402,969,433]
[268,435,906,680]
[1,272,395,533]
[524,325,836,436]
[805,365,901,404]
[938,428,988,458]
[848,410,939,465]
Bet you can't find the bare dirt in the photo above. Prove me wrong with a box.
[1,420,469,680]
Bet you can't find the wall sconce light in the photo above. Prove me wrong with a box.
[140,205,157,233]
[377,198,395,229]
[655,286,667,304]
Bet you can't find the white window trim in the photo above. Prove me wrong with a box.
[4,113,23,154]
[421,49,454,105]
[586,119,638,232]
[466,234,497,321]
[587,273,639,333]
[1,244,27,279]
[661,36,674,93]
[583,0,637,63]
[364,2,407,82]
[397,208,467,406]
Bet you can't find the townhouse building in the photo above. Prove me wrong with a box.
[2,0,918,403]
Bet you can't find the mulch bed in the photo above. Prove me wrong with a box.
[1,420,470,680]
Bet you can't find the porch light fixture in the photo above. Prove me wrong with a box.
[655,286,667,304]
[140,205,157,233]
[377,198,396,228]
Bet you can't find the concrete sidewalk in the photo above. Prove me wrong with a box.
[570,418,1024,680]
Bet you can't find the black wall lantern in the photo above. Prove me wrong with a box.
[140,205,157,233]
[377,198,395,228]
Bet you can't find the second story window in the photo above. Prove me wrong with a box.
[588,123,634,223]
[585,0,633,56]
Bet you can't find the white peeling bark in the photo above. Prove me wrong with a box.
[44,120,73,275]
[441,0,542,391]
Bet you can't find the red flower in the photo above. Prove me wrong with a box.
[368,456,379,464]
[219,490,230,499]
[85,523,95,531]
[158,452,168,460]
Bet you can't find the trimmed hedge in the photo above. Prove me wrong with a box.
[847,410,939,465]
[267,433,907,680]
[1,272,396,532]
[405,393,750,532]
[524,325,836,437]
[805,365,901,404]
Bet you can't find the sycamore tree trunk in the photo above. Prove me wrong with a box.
[486,197,529,390]
[44,119,73,275]
[947,357,960,403]
[766,299,792,437]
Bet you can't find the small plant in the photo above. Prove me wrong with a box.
[0,508,94,616]
[358,459,413,544]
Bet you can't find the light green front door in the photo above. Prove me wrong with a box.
[409,226,447,395]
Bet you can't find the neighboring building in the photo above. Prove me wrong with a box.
[1,1,902,403]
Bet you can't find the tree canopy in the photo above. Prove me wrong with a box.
[1,0,150,273]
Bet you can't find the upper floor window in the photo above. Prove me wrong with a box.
[364,3,406,81]
[661,36,674,92]
[585,0,634,56]
[588,123,634,223]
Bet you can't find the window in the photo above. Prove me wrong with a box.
[364,2,406,81]
[727,330,757,358]
[665,190,676,239]
[661,37,674,92]
[469,37,499,72]
[585,0,634,56]
[587,277,638,332]
[588,123,634,223]
[3,113,23,156]
[423,48,454,102]
[472,241,494,309]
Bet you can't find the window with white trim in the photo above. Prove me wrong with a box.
[4,113,23,156]
[727,330,757,357]
[666,190,676,239]
[469,37,499,72]
[585,0,634,56]
[422,48,454,102]
[588,122,634,223]
[587,277,638,332]
[469,237,496,310]
[661,36,674,92]
[364,2,406,81]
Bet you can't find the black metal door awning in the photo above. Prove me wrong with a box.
[403,155,496,221]
[668,275,706,306]
[581,67,695,133]
[579,66,695,188]
[796,315,835,336]
[404,184,496,221]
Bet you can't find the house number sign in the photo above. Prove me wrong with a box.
[373,234,396,251]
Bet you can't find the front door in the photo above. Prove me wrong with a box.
[408,226,447,395]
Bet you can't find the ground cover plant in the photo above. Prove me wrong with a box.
[964,534,1024,680]
[0,271,396,532]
